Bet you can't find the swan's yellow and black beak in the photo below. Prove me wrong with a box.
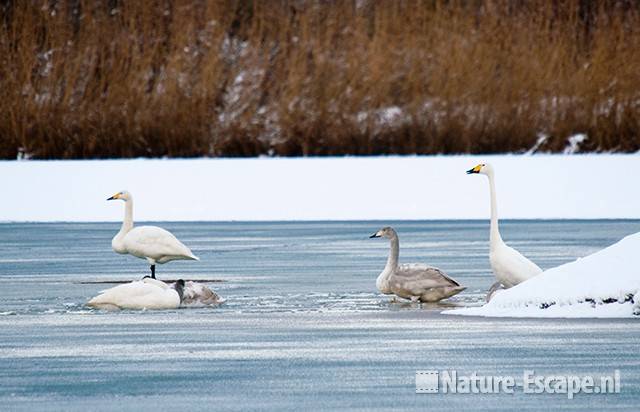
[466,164,482,174]
[107,193,120,201]
[369,232,381,238]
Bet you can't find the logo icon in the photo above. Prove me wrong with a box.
[416,370,439,394]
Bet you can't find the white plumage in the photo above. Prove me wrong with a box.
[87,278,184,310]
[117,225,197,264]
[467,163,542,289]
[108,190,199,279]
[87,278,224,310]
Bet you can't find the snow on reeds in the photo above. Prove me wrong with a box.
[1,1,639,159]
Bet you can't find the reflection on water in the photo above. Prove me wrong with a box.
[0,221,639,410]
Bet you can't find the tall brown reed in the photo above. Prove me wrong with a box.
[1,0,638,159]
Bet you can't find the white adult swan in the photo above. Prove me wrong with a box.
[466,163,542,289]
[108,190,199,279]
[87,278,185,310]
[370,227,465,302]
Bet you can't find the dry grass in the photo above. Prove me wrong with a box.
[1,0,639,159]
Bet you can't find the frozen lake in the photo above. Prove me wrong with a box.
[1,220,639,410]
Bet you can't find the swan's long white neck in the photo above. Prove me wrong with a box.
[487,171,504,248]
[112,198,133,254]
[116,199,134,239]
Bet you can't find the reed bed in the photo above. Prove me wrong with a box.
[1,0,639,159]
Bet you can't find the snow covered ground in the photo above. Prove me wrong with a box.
[445,232,640,318]
[1,154,638,221]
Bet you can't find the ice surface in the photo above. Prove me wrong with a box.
[1,155,638,221]
[445,232,640,318]
[2,221,640,410]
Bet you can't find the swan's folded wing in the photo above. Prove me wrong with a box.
[88,281,179,309]
[88,281,157,305]
[395,263,462,289]
[124,226,195,259]
[142,277,170,289]
[505,244,542,273]
[496,244,543,281]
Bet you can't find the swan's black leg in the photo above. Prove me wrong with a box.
[150,265,156,279]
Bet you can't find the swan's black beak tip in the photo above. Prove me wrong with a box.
[106,196,115,201]
[466,169,475,174]
[369,233,379,238]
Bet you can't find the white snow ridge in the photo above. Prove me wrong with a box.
[445,232,640,318]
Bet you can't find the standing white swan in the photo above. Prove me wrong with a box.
[87,278,185,310]
[108,191,199,279]
[466,163,542,288]
[370,227,465,302]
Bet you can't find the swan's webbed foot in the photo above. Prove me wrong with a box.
[150,265,156,279]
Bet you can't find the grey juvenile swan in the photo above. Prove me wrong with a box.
[370,227,465,302]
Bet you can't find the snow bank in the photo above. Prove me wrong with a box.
[1,155,638,221]
[445,232,640,318]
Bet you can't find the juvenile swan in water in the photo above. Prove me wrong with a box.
[108,190,199,279]
[142,277,225,306]
[467,163,542,288]
[181,281,226,306]
[87,278,185,310]
[370,227,465,302]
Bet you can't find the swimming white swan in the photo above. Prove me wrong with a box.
[108,191,199,279]
[466,163,542,288]
[370,227,465,302]
[87,278,184,310]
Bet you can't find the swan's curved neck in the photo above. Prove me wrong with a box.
[174,282,184,303]
[487,171,503,248]
[385,234,399,272]
[119,199,134,235]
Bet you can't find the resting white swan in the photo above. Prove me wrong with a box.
[108,191,199,279]
[467,163,542,289]
[370,227,465,302]
[87,278,184,310]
